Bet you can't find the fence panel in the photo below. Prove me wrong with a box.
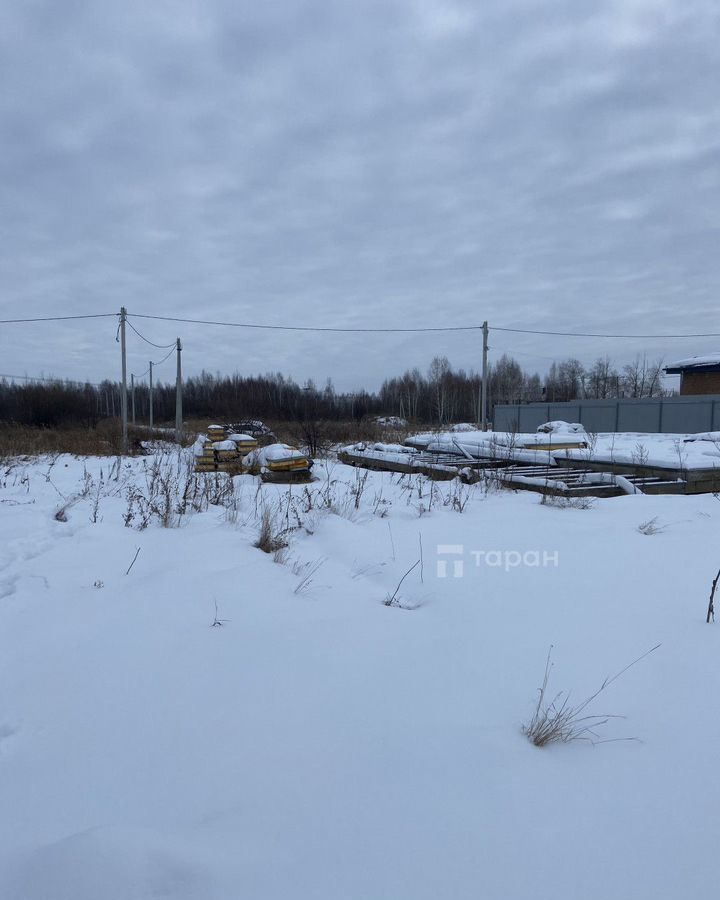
[517,405,550,432]
[660,399,712,434]
[617,401,660,433]
[493,396,720,434]
[577,403,617,433]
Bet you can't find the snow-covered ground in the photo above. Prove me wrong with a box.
[561,431,720,469]
[1,448,720,899]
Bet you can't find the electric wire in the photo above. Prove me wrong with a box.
[490,326,720,339]
[131,345,176,382]
[126,319,177,349]
[0,313,117,324]
[0,309,717,339]
[129,312,720,339]
[127,312,481,333]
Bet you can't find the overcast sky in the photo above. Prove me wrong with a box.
[1,0,719,391]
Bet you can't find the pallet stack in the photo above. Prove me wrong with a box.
[193,424,314,481]
[228,433,258,454]
[193,424,258,473]
[243,442,314,482]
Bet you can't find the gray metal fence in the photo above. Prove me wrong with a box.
[493,396,720,434]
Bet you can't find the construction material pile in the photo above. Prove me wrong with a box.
[193,426,313,480]
[243,443,314,481]
[193,424,258,473]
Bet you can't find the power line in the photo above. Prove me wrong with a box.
[130,313,720,339]
[1,308,718,340]
[128,313,481,333]
[132,345,176,381]
[126,319,176,349]
[153,345,176,367]
[491,326,720,339]
[0,313,117,324]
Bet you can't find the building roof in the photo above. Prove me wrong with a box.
[665,354,720,374]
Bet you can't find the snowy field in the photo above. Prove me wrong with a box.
[1,447,720,899]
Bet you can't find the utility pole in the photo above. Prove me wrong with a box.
[120,307,128,452]
[481,320,489,432]
[175,338,183,443]
[149,361,154,430]
[130,373,136,426]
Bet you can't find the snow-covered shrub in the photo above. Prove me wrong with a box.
[273,545,289,565]
[637,517,664,535]
[53,467,100,522]
[123,452,235,530]
[631,442,650,467]
[292,557,325,595]
[254,503,288,554]
[224,494,243,526]
[329,489,359,521]
[350,469,369,510]
[539,493,595,510]
[383,560,422,610]
[443,481,471,512]
[673,439,689,472]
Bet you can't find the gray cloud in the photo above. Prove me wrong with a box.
[1,0,718,390]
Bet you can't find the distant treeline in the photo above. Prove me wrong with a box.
[379,353,669,421]
[0,353,671,429]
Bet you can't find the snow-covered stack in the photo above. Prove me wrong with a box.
[227,433,258,454]
[193,425,258,473]
[536,421,585,435]
[242,442,313,478]
[194,425,224,472]
[193,425,311,478]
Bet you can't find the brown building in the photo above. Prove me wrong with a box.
[665,356,720,395]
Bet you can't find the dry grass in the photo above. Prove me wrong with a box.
[637,516,665,535]
[0,421,178,458]
[0,416,420,462]
[523,644,660,747]
[267,419,412,455]
[254,504,288,554]
[539,493,595,510]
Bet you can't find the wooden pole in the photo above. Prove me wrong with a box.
[481,320,489,432]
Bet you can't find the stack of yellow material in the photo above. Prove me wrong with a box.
[194,425,254,473]
[194,425,229,473]
[260,444,313,482]
[213,439,241,463]
[243,443,312,477]
[228,433,258,454]
[194,449,218,472]
[266,455,310,473]
[194,428,311,479]
[192,430,215,471]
